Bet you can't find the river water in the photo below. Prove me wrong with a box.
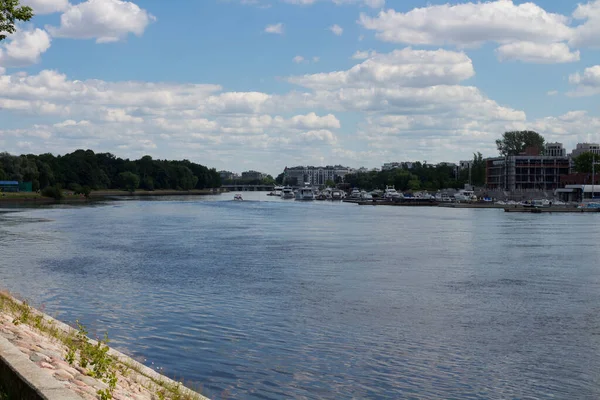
[2,193,600,399]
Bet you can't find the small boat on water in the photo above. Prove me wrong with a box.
[281,186,295,199]
[331,189,345,200]
[384,186,403,201]
[295,187,315,200]
[233,194,243,201]
[274,186,284,196]
[359,190,373,200]
[349,188,361,199]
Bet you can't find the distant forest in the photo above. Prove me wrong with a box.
[0,150,221,192]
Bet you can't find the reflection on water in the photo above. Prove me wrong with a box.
[2,193,600,399]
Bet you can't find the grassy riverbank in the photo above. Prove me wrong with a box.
[0,291,208,400]
[0,189,221,205]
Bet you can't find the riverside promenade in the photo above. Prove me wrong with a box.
[0,293,208,400]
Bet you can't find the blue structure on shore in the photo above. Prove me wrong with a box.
[0,181,32,192]
[0,181,19,192]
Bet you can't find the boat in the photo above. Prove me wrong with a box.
[281,186,295,199]
[315,192,328,200]
[295,187,315,200]
[384,186,403,201]
[321,187,333,200]
[359,190,373,200]
[233,194,243,201]
[274,186,284,196]
[331,189,345,200]
[350,188,361,199]
[454,190,476,203]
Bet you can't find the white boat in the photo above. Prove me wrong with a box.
[414,191,433,200]
[331,189,345,200]
[384,186,403,200]
[274,186,284,196]
[350,188,361,199]
[233,194,243,201]
[320,188,333,200]
[295,187,315,200]
[360,190,373,200]
[454,190,476,202]
[281,186,295,199]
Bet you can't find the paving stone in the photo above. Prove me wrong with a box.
[54,370,74,381]
[29,352,50,362]
[39,361,56,369]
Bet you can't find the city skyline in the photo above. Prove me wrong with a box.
[1,0,600,176]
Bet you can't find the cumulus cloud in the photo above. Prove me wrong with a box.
[568,65,600,96]
[0,28,51,68]
[329,24,343,36]
[352,50,376,59]
[495,42,580,64]
[20,0,69,14]
[283,0,383,7]
[47,0,155,43]
[288,48,475,90]
[264,23,283,34]
[571,0,600,48]
[359,1,573,46]
[293,55,305,63]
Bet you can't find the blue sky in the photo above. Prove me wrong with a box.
[1,0,600,175]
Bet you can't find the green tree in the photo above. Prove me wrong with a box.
[324,179,336,188]
[0,0,33,41]
[472,152,486,186]
[573,152,599,173]
[495,131,545,156]
[275,173,285,185]
[118,171,140,192]
[41,185,63,200]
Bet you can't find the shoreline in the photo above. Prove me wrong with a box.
[0,291,209,400]
[0,189,221,206]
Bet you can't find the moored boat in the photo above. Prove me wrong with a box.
[233,194,243,201]
[295,187,315,200]
[281,186,295,199]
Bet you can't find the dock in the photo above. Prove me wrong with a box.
[504,207,600,213]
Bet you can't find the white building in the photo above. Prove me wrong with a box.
[545,142,566,157]
[283,165,353,186]
[571,143,600,158]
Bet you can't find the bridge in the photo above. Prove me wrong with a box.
[221,184,275,192]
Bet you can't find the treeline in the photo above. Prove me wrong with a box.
[0,150,221,192]
[344,153,486,191]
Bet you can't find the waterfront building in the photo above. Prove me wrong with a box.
[241,170,265,180]
[545,142,567,157]
[218,170,236,181]
[283,165,353,186]
[382,162,413,171]
[571,143,600,158]
[486,154,570,191]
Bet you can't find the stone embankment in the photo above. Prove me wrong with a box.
[0,293,208,400]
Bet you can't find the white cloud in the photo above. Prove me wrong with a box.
[568,65,600,96]
[53,119,90,128]
[283,0,383,7]
[20,0,69,14]
[293,55,305,64]
[0,28,51,68]
[312,56,320,63]
[329,24,343,36]
[495,42,580,64]
[571,0,600,48]
[352,50,376,59]
[359,1,573,46]
[288,48,474,90]
[264,23,283,34]
[47,0,155,43]
[547,90,558,96]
